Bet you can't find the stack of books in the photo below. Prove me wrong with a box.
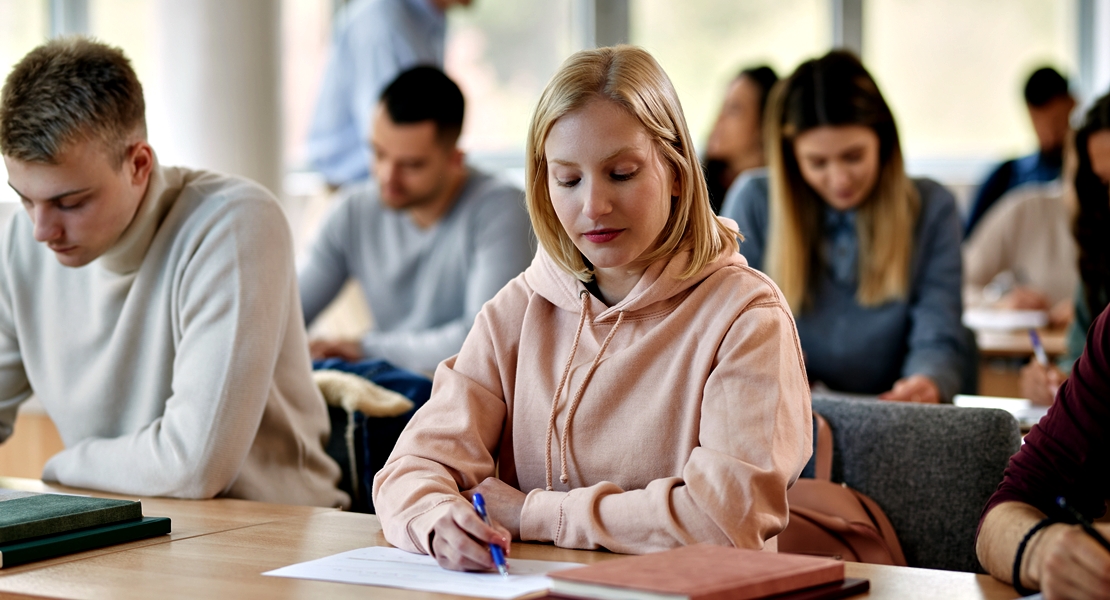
[0,489,170,568]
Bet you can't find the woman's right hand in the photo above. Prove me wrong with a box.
[428,501,511,572]
[1020,361,1065,406]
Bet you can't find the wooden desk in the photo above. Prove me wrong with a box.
[976,328,1066,359]
[0,492,1020,600]
[0,477,334,579]
[975,327,1067,396]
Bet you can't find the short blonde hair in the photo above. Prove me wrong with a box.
[525,45,737,281]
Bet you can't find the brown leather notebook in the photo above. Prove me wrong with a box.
[546,544,847,600]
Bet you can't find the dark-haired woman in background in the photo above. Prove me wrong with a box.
[721,51,966,403]
[1020,93,1110,405]
[703,66,778,213]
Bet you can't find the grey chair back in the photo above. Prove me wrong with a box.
[810,396,1021,573]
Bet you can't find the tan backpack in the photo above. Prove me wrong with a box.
[777,413,908,566]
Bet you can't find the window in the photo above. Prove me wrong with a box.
[446,0,576,165]
[630,0,831,151]
[0,0,49,206]
[864,0,1078,162]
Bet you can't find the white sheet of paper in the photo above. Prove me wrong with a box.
[263,546,584,599]
[954,394,1050,429]
[963,308,1048,331]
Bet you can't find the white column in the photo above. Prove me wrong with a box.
[146,0,283,197]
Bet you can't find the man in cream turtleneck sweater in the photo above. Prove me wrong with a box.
[0,39,347,507]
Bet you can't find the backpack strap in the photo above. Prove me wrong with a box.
[814,412,833,481]
[851,488,908,566]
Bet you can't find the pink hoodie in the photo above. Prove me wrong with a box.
[372,240,812,555]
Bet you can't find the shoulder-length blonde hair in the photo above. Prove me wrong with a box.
[764,50,919,312]
[526,45,737,281]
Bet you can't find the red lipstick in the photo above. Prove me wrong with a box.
[583,229,622,243]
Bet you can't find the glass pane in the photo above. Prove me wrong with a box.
[864,0,1078,161]
[282,0,333,171]
[445,0,575,159]
[88,0,156,87]
[631,0,832,151]
[0,0,50,206]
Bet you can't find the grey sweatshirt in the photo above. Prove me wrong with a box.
[0,162,347,507]
[298,167,534,373]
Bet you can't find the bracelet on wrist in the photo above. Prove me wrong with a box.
[1013,517,1055,597]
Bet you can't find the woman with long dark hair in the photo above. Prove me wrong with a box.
[721,50,966,403]
[704,65,778,212]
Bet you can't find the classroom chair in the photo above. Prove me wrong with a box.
[804,397,1021,573]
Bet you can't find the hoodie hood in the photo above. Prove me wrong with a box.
[522,217,748,490]
[524,218,748,319]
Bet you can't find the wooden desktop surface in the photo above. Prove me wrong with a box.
[977,327,1066,358]
[0,478,1019,600]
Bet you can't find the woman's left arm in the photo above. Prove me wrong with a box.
[900,183,966,402]
[518,296,812,554]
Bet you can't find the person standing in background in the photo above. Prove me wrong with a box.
[964,67,1076,237]
[306,0,472,189]
[703,66,778,213]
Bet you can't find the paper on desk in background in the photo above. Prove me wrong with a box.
[264,546,583,599]
[954,394,1050,430]
[963,308,1048,331]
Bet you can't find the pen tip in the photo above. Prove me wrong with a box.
[498,564,509,578]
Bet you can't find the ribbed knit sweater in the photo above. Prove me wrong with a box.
[0,162,347,507]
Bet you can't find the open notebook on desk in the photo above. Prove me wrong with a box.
[954,394,1049,431]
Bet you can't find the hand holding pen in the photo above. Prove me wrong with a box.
[1023,329,1063,406]
[426,496,511,574]
[473,493,510,577]
[1025,498,1110,598]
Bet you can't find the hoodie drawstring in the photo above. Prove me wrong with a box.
[544,289,625,490]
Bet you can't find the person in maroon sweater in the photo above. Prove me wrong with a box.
[977,298,1110,598]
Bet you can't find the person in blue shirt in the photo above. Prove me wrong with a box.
[964,67,1076,238]
[305,0,471,189]
[721,51,967,403]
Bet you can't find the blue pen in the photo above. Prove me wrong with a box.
[471,493,509,578]
[1029,329,1050,366]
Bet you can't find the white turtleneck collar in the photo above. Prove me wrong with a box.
[97,156,182,275]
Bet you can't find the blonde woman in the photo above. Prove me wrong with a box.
[721,51,966,403]
[372,45,811,570]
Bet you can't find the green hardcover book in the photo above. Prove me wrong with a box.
[0,517,171,568]
[0,489,143,544]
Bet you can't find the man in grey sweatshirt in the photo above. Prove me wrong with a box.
[298,67,534,375]
[0,39,347,507]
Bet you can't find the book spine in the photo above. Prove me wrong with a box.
[0,517,170,569]
[0,502,142,544]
